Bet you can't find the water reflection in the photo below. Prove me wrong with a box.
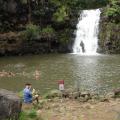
[72,56,102,93]
[0,54,120,94]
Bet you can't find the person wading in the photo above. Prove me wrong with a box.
[80,41,85,53]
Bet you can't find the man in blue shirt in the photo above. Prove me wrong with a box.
[23,83,32,103]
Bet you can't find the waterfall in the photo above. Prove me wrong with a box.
[73,9,101,55]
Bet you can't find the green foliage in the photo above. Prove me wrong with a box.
[19,111,28,120]
[106,7,120,17]
[0,0,109,33]
[109,0,119,4]
[27,109,37,118]
[18,90,23,99]
[19,109,37,120]
[22,24,55,40]
[43,89,61,99]
[41,26,55,36]
[51,0,101,23]
[50,0,61,6]
[105,0,120,17]
[58,29,71,45]
[53,5,69,23]
[24,24,40,40]
[59,33,69,45]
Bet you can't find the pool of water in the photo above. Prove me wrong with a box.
[0,54,120,94]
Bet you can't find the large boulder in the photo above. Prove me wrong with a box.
[0,89,22,120]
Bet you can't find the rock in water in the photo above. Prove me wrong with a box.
[0,89,22,120]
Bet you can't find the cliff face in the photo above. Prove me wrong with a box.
[0,32,62,55]
[98,21,120,54]
[98,1,120,54]
[98,12,120,54]
[1,0,115,56]
[0,0,78,55]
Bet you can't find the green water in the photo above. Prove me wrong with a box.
[0,54,120,94]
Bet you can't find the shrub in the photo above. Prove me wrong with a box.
[43,89,61,99]
[19,111,28,120]
[18,90,23,99]
[58,29,71,45]
[27,109,37,118]
[24,24,40,40]
[19,109,37,120]
[105,0,120,18]
[41,26,55,37]
[50,0,61,6]
[53,5,69,23]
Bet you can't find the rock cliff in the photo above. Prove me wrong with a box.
[98,1,120,54]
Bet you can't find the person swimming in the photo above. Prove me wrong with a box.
[34,70,40,80]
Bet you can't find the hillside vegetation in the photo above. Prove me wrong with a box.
[0,0,120,55]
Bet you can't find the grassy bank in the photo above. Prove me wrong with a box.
[20,89,120,120]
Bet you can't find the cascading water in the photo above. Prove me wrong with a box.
[73,9,101,55]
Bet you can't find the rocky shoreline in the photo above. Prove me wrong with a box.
[43,88,120,103]
[22,89,120,120]
[0,88,120,120]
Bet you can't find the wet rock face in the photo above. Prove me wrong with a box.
[0,89,22,120]
[98,9,120,54]
[0,32,23,56]
[0,32,71,56]
[0,0,78,55]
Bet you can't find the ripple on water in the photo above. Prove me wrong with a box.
[0,54,119,94]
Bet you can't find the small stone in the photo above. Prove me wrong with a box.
[79,97,88,102]
[99,95,109,102]
[72,92,80,99]
[106,92,115,98]
[81,91,91,98]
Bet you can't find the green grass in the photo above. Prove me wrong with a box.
[19,109,37,120]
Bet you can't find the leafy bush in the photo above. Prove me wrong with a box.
[43,89,61,99]
[105,0,120,17]
[41,26,55,36]
[27,109,37,118]
[19,111,28,120]
[50,0,61,6]
[58,29,71,45]
[24,24,40,40]
[53,5,69,22]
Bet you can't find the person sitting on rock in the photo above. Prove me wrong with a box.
[23,83,39,103]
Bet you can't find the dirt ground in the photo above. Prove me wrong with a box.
[36,98,120,120]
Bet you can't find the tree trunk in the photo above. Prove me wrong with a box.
[27,0,32,23]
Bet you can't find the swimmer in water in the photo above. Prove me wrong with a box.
[34,70,40,80]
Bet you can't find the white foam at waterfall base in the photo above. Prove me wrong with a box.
[73,9,101,55]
